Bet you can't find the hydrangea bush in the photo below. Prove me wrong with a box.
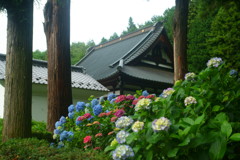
[52,57,240,159]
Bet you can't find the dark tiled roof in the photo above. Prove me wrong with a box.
[122,65,173,84]
[76,22,166,81]
[0,54,108,91]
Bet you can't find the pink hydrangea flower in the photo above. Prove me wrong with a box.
[114,109,125,118]
[83,136,92,143]
[115,95,127,103]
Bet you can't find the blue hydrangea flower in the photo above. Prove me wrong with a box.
[107,93,116,101]
[110,98,116,104]
[142,90,149,96]
[55,121,62,128]
[229,69,238,77]
[93,104,102,116]
[67,131,74,141]
[116,130,129,144]
[76,102,85,112]
[68,112,74,119]
[60,116,66,124]
[54,129,61,135]
[60,130,68,141]
[91,98,99,107]
[112,145,134,160]
[68,104,74,113]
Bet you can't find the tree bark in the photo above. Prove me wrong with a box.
[2,0,33,142]
[44,0,72,132]
[173,0,189,81]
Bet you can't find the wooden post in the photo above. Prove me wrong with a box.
[173,0,189,81]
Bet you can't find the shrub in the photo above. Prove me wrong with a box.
[52,57,240,160]
[0,138,110,160]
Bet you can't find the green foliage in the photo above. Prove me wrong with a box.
[121,17,138,36]
[206,1,240,70]
[109,32,119,41]
[32,40,95,64]
[187,0,240,73]
[100,37,108,44]
[70,41,95,64]
[33,49,47,61]
[51,58,240,159]
[0,138,110,160]
[187,0,212,73]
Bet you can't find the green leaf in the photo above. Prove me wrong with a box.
[133,145,141,153]
[167,148,179,158]
[178,137,190,146]
[230,133,240,141]
[146,144,152,150]
[194,114,205,125]
[209,138,227,160]
[182,118,194,125]
[212,105,223,112]
[215,112,228,122]
[104,146,115,152]
[178,127,191,137]
[221,121,232,138]
[146,150,153,160]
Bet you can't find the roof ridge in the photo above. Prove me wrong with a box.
[94,25,154,50]
[75,22,163,66]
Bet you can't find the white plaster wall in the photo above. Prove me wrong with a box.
[0,85,4,118]
[0,83,107,122]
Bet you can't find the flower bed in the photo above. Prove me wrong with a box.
[52,58,240,159]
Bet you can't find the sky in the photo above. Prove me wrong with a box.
[0,0,175,54]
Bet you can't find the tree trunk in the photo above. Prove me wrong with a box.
[173,0,189,81]
[44,0,72,132]
[2,0,33,142]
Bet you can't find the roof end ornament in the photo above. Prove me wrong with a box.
[117,59,124,71]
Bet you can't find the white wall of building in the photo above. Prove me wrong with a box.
[0,83,107,121]
[0,84,4,118]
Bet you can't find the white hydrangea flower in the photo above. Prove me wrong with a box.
[112,145,134,160]
[184,96,197,106]
[207,57,223,68]
[160,88,175,98]
[131,121,144,132]
[115,116,134,129]
[135,98,151,111]
[152,117,171,132]
[116,130,129,144]
[184,72,196,81]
